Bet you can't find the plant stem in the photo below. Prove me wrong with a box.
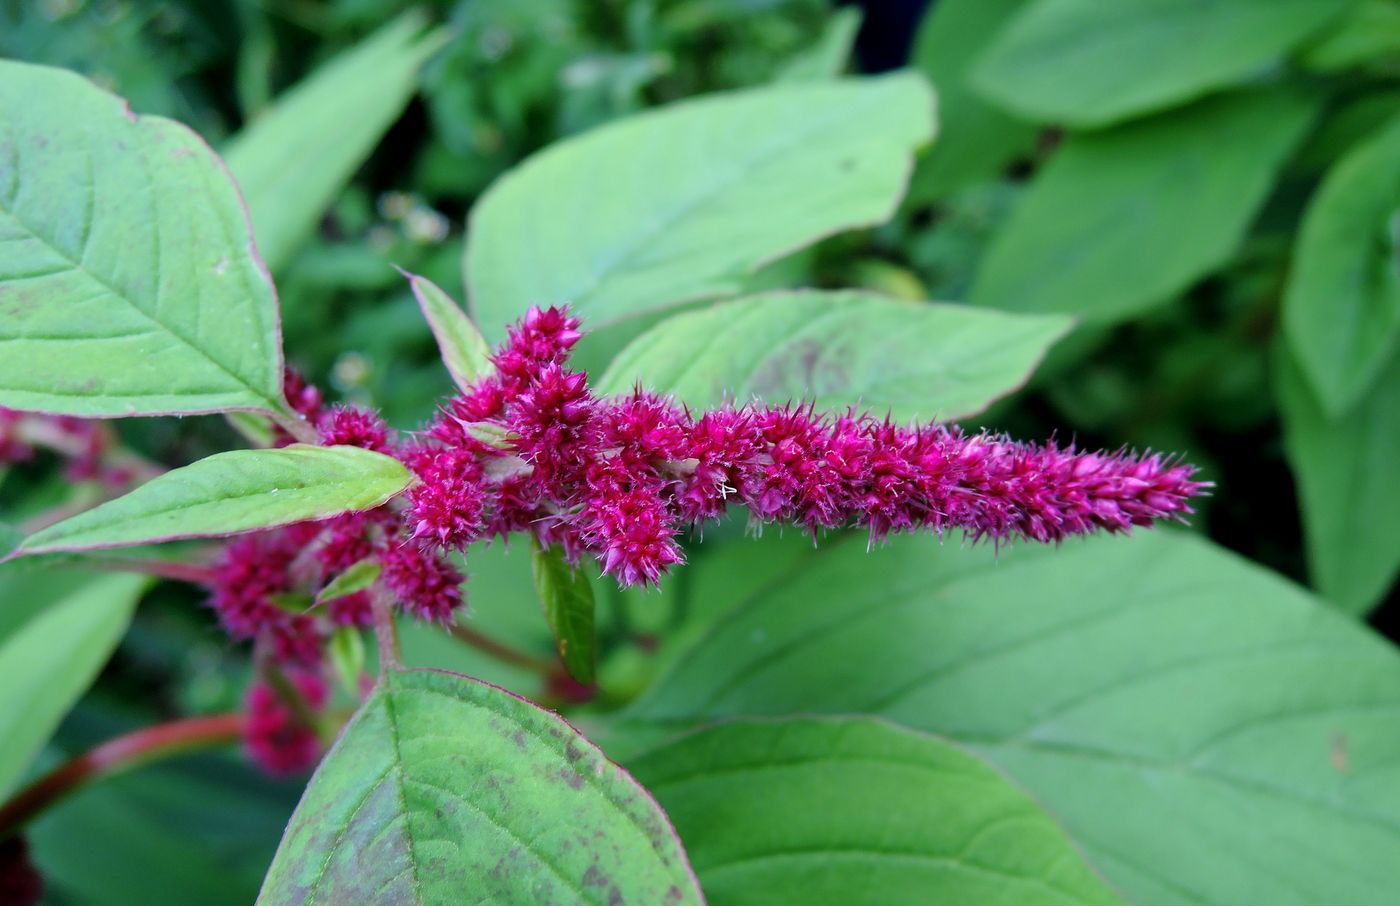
[0,713,243,840]
[82,556,216,585]
[269,409,322,446]
[448,622,556,674]
[370,585,402,674]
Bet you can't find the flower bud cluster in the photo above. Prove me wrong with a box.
[0,407,128,485]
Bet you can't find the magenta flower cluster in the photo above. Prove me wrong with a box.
[0,407,128,485]
[405,305,1206,587]
[204,305,1204,772]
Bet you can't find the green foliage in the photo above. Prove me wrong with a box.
[467,73,936,337]
[531,539,598,685]
[973,0,1348,127]
[17,446,410,555]
[774,6,863,82]
[1284,114,1400,415]
[631,717,1124,905]
[0,59,285,417]
[908,0,1038,203]
[224,14,447,274]
[623,530,1400,905]
[0,569,147,797]
[971,87,1317,323]
[258,668,702,905]
[1278,350,1400,616]
[599,290,1072,422]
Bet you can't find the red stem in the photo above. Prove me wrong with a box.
[0,713,244,839]
[82,556,216,585]
[448,622,556,674]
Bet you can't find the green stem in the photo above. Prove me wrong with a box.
[269,409,322,446]
[0,713,244,840]
[370,584,403,674]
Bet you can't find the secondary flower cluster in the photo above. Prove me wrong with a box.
[0,407,128,485]
[204,305,1205,772]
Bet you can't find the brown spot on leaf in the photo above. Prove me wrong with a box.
[749,337,848,402]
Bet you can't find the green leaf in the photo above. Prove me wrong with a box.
[774,7,863,82]
[0,522,18,560]
[404,269,494,393]
[16,445,411,556]
[623,531,1400,905]
[1283,114,1400,416]
[328,625,366,696]
[257,668,702,905]
[1278,347,1400,616]
[631,718,1122,905]
[224,14,446,273]
[532,538,598,685]
[598,291,1071,422]
[972,88,1316,324]
[907,0,1040,204]
[30,746,295,906]
[316,558,382,605]
[0,571,147,797]
[467,73,936,339]
[1301,0,1400,72]
[0,59,285,417]
[973,0,1348,128]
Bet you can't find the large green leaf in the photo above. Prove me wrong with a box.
[224,14,445,274]
[597,291,1071,422]
[467,73,936,339]
[1283,114,1400,416]
[1278,347,1400,616]
[257,668,702,905]
[623,531,1400,905]
[907,0,1039,204]
[0,570,147,797]
[973,0,1348,128]
[0,59,285,417]
[15,445,411,555]
[630,717,1123,905]
[971,88,1316,324]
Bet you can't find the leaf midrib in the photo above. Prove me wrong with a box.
[0,139,281,412]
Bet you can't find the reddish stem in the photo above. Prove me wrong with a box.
[0,713,244,839]
[82,556,216,585]
[448,622,555,674]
